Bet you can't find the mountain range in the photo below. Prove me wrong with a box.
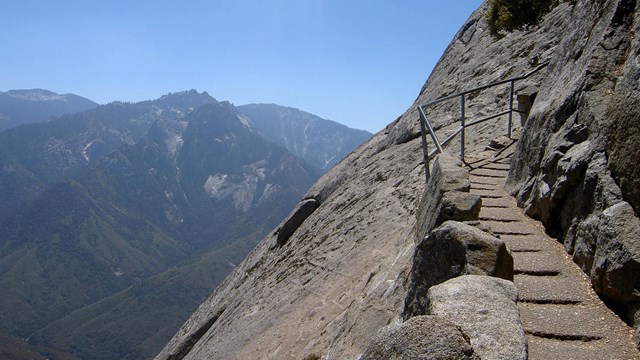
[0,90,371,359]
[0,89,98,131]
[237,104,371,172]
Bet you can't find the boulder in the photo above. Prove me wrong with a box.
[427,275,527,360]
[487,135,513,150]
[415,153,479,241]
[359,315,480,360]
[275,198,318,247]
[516,86,538,126]
[438,190,482,225]
[404,221,513,318]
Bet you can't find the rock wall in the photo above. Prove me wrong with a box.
[505,0,640,337]
[413,153,481,243]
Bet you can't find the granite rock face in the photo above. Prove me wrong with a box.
[403,221,513,318]
[275,198,319,247]
[575,201,640,303]
[359,316,480,360]
[414,153,480,242]
[427,275,527,360]
[506,0,640,332]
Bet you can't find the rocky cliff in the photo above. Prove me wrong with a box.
[506,0,640,344]
[157,1,640,358]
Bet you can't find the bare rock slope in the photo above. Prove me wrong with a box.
[506,0,640,339]
[157,1,640,358]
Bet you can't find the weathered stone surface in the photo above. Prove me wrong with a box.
[464,220,500,238]
[275,198,319,247]
[631,303,640,350]
[439,190,482,224]
[608,91,640,215]
[487,135,512,150]
[427,275,527,360]
[404,221,513,318]
[415,153,475,241]
[359,315,480,360]
[576,202,640,303]
[156,135,427,360]
[506,0,640,332]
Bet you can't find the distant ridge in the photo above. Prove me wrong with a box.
[0,89,98,131]
[0,89,371,359]
[238,103,371,172]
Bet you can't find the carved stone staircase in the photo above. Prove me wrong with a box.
[466,143,639,359]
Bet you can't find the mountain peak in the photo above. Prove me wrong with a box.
[0,89,99,131]
[157,89,216,104]
[5,89,67,102]
[237,103,371,172]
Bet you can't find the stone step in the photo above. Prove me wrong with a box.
[493,158,513,165]
[464,151,639,360]
[479,197,511,208]
[515,274,587,304]
[470,183,498,191]
[513,251,564,276]
[527,336,624,360]
[500,235,548,253]
[479,207,522,222]
[478,220,535,235]
[481,162,511,171]
[470,188,507,198]
[520,303,604,341]
[468,168,508,178]
[469,175,502,186]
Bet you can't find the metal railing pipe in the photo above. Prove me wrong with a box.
[460,94,466,161]
[465,110,511,127]
[420,61,549,109]
[418,107,431,181]
[441,126,464,148]
[418,106,444,154]
[508,80,515,138]
[416,61,550,182]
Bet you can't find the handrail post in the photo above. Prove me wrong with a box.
[418,106,431,181]
[460,94,466,162]
[508,80,514,138]
[418,106,444,153]
[416,63,549,183]
[418,106,445,181]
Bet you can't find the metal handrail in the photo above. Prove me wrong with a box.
[418,62,549,181]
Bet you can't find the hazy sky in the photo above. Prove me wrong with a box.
[1,1,483,133]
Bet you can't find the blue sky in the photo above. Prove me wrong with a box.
[1,1,483,133]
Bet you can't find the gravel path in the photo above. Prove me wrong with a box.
[465,144,639,360]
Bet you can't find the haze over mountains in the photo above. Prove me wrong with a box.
[0,89,98,131]
[0,89,370,359]
[237,104,371,172]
